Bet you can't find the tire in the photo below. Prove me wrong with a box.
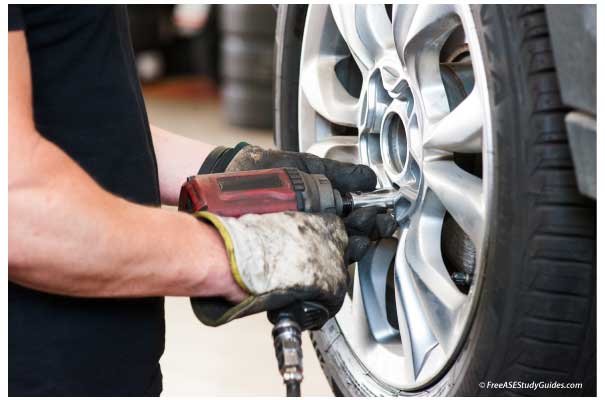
[221,81,274,130]
[274,5,596,396]
[220,4,277,36]
[274,5,308,150]
[221,36,274,84]
[219,5,275,129]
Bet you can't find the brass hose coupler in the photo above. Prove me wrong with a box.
[272,318,303,396]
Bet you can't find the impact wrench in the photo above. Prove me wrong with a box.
[179,167,403,396]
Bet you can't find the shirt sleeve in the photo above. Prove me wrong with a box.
[8,5,25,31]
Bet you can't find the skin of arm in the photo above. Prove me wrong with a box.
[150,125,216,206]
[8,31,247,303]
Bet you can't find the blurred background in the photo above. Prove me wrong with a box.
[130,4,275,130]
[128,5,332,396]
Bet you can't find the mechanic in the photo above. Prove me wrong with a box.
[8,5,395,396]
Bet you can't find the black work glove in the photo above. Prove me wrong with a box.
[343,206,398,265]
[199,143,377,194]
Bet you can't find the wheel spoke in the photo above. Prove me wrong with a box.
[392,286,418,383]
[349,265,372,339]
[405,199,467,312]
[423,160,484,245]
[393,4,460,121]
[394,4,458,58]
[424,88,483,153]
[408,4,458,45]
[300,54,360,126]
[392,4,417,59]
[338,265,409,386]
[330,5,394,72]
[304,136,359,164]
[357,239,399,343]
[394,228,439,378]
[401,194,467,354]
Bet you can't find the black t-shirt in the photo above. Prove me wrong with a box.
[9,5,164,396]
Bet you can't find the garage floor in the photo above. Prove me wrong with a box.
[143,80,332,396]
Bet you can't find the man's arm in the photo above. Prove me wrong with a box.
[150,125,216,205]
[8,31,246,302]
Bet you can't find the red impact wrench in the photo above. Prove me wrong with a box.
[178,167,402,396]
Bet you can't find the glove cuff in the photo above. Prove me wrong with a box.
[190,290,300,327]
[198,142,249,174]
[194,211,250,293]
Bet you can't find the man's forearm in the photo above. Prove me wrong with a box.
[151,125,216,205]
[8,135,245,301]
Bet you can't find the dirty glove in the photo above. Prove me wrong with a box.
[191,211,348,327]
[343,206,398,264]
[199,142,377,194]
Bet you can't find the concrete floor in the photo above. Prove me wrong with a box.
[143,87,333,396]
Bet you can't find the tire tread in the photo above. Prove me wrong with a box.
[505,8,596,389]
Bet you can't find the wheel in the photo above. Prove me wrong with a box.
[219,5,275,129]
[274,5,595,396]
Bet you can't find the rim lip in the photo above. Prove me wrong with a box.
[297,4,495,391]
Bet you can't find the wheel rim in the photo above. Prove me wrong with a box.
[298,5,494,389]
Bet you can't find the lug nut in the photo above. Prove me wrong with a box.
[451,272,472,287]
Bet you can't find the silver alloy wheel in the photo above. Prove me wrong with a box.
[298,5,494,389]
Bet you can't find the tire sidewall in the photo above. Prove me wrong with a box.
[273,5,307,151]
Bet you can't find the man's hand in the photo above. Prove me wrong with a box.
[190,211,349,326]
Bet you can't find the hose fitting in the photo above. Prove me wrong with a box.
[272,318,303,396]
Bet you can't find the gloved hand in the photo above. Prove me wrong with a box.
[191,143,397,327]
[344,206,398,264]
[213,144,398,263]
[191,211,349,327]
[199,143,377,194]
